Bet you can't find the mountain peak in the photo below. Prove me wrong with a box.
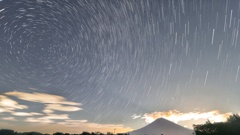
[150,117,173,124]
[130,118,193,135]
[155,117,170,122]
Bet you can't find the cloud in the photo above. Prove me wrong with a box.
[43,104,82,113]
[11,112,43,116]
[5,91,81,106]
[40,114,69,120]
[25,114,69,124]
[65,119,88,123]
[58,119,131,130]
[25,117,54,124]
[0,95,28,112]
[58,119,88,127]
[135,110,233,124]
[131,114,141,119]
[4,91,82,115]
[1,91,83,125]
[29,88,38,90]
[43,109,54,114]
[2,117,17,121]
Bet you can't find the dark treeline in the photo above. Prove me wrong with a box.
[194,114,240,135]
[0,129,128,135]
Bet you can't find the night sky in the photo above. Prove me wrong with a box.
[0,0,240,134]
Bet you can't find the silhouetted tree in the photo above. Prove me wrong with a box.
[81,131,91,135]
[0,129,15,135]
[53,132,64,135]
[106,132,113,135]
[194,114,240,135]
[94,131,104,135]
[117,133,128,135]
[227,114,240,123]
[25,132,43,135]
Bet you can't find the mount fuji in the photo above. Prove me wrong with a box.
[129,118,194,135]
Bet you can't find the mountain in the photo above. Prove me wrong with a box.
[129,118,194,135]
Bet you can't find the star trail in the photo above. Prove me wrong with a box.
[0,0,240,134]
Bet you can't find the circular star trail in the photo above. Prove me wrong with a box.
[0,0,240,130]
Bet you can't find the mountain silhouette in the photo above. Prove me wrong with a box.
[129,118,193,135]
